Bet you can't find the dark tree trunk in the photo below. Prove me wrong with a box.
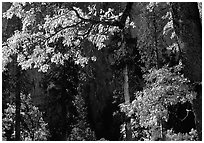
[13,56,21,141]
[171,2,202,140]
[152,7,160,69]
[3,3,23,140]
[15,88,21,141]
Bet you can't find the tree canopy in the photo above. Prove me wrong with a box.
[2,2,202,141]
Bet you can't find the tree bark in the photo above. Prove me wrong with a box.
[152,7,160,69]
[171,2,202,140]
[123,64,132,140]
[3,3,22,140]
[13,56,21,141]
[123,65,130,104]
[15,87,21,141]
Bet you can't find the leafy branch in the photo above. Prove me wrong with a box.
[77,23,94,38]
[71,7,121,27]
[47,21,83,40]
[44,2,133,47]
[71,2,133,29]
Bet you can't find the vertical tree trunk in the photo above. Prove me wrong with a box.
[123,64,132,140]
[152,7,160,69]
[13,56,21,141]
[15,88,21,141]
[171,2,202,140]
[3,2,22,140]
[123,65,130,104]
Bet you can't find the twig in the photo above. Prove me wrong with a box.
[71,7,121,27]
[47,21,83,40]
[71,2,133,29]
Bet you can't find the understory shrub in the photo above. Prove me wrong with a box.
[2,94,49,141]
[120,63,197,140]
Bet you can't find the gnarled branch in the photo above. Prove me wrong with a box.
[71,2,133,29]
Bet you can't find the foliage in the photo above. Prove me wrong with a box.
[68,112,96,141]
[68,127,96,141]
[2,94,49,141]
[41,59,79,140]
[137,2,179,70]
[2,2,201,141]
[164,128,198,141]
[120,63,197,140]
[68,86,96,141]
[2,2,123,72]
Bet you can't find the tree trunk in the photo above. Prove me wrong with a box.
[124,65,130,104]
[152,7,160,69]
[15,87,21,141]
[3,3,22,140]
[123,64,132,140]
[13,56,21,141]
[171,2,202,140]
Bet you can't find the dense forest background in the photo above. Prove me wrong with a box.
[2,2,202,141]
